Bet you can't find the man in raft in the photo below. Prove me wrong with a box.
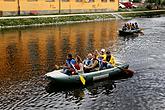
[63,53,77,75]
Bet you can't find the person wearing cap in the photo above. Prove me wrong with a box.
[122,23,128,31]
[104,50,116,68]
[63,53,76,75]
[135,22,139,29]
[97,49,106,61]
[97,48,106,70]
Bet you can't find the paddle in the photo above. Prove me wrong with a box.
[79,73,86,85]
[71,63,86,85]
[140,28,144,30]
[55,63,86,85]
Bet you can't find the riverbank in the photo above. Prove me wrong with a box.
[0,10,165,29]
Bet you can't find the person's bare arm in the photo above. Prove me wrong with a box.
[85,60,98,69]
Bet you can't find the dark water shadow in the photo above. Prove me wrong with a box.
[44,79,119,104]
[45,73,132,97]
[119,32,144,41]
[139,14,163,18]
[119,34,139,41]
[45,79,115,99]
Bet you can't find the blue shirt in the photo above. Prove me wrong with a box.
[66,59,76,68]
[83,58,93,66]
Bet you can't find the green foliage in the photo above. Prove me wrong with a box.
[145,0,165,8]
[131,7,150,11]
[0,14,114,28]
[146,0,162,4]
[162,0,165,4]
[118,7,149,12]
[133,0,142,3]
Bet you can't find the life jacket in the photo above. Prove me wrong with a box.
[74,63,80,70]
[66,59,78,75]
[83,58,93,66]
[97,54,106,61]
[66,58,76,68]
[84,0,89,3]
[105,55,116,66]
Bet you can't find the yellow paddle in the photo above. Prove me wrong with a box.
[79,74,86,85]
[140,28,144,30]
[71,63,86,85]
[55,64,86,85]
[55,62,86,85]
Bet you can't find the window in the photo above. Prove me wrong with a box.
[101,0,107,2]
[89,0,94,2]
[27,0,38,2]
[46,0,54,1]
[4,0,15,1]
[109,0,115,2]
[76,0,82,2]
[84,0,94,3]
[62,0,69,2]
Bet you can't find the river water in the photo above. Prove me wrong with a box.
[0,16,165,110]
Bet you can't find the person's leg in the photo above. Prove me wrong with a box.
[84,67,90,73]
[63,69,71,75]
[102,62,107,69]
[107,63,113,68]
[99,61,103,70]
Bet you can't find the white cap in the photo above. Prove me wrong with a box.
[101,49,105,52]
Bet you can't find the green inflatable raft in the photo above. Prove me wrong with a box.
[45,63,131,85]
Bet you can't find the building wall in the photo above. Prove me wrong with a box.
[0,0,18,11]
[0,0,18,16]
[0,0,119,16]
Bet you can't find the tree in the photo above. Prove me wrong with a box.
[133,0,142,3]
[145,0,165,9]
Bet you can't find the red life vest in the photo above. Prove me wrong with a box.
[74,63,80,70]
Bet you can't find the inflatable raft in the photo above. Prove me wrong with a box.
[45,63,130,85]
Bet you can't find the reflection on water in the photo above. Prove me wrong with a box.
[0,21,119,83]
[45,79,116,104]
[0,21,120,109]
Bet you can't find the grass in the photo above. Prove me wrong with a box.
[0,14,115,28]
[118,7,150,12]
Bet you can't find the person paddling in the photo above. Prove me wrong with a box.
[75,55,84,73]
[63,53,76,75]
[135,22,139,29]
[122,23,128,31]
[97,49,106,70]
